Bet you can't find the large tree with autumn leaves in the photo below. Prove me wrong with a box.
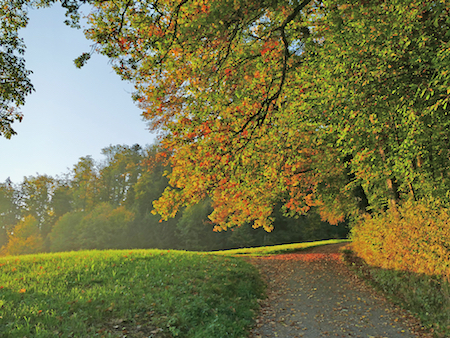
[4,0,450,231]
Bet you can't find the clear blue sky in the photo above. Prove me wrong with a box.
[0,5,156,184]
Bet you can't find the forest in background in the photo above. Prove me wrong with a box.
[0,143,348,256]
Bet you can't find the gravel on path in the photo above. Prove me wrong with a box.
[248,243,432,338]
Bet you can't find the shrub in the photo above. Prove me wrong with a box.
[351,199,450,280]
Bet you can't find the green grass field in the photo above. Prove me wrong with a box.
[0,249,264,337]
[213,238,349,257]
[0,239,345,337]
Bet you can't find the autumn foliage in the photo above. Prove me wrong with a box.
[79,0,450,284]
[1,215,44,256]
[351,200,450,281]
[72,0,450,234]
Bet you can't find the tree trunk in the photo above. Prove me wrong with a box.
[343,155,371,215]
[378,148,401,210]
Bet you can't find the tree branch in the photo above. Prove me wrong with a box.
[235,1,311,137]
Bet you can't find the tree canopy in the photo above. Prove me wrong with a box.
[3,0,450,231]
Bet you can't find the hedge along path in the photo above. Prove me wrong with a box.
[248,243,432,338]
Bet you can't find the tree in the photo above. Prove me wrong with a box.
[1,215,44,256]
[50,180,73,218]
[76,202,134,250]
[175,198,228,251]
[16,175,75,250]
[129,144,180,249]
[49,210,85,252]
[20,175,56,230]
[81,0,450,230]
[71,156,100,211]
[98,144,143,207]
[6,0,450,233]
[300,0,450,212]
[0,179,22,248]
[0,0,88,137]
[0,0,33,138]
[83,0,355,229]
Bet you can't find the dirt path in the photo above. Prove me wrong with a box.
[248,243,431,338]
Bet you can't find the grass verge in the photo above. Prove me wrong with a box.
[0,249,264,338]
[210,238,349,257]
[342,248,450,338]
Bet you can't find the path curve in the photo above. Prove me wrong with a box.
[248,243,431,338]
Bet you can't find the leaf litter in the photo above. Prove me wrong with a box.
[248,243,432,338]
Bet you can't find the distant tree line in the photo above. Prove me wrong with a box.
[0,143,348,256]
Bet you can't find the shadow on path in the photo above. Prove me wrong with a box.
[249,243,431,338]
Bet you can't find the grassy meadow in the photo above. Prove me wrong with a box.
[0,249,265,338]
[213,238,349,256]
[0,238,346,337]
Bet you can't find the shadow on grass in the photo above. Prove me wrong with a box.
[0,251,264,338]
[342,250,450,338]
[0,271,165,337]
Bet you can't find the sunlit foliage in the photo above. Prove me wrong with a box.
[1,215,44,256]
[351,199,450,280]
[79,0,450,230]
